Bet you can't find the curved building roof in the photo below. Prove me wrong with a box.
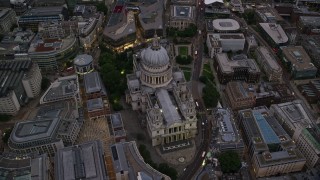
[74,54,93,67]
[212,19,240,31]
[141,35,169,68]
[204,0,223,5]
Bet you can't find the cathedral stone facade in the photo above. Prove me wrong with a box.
[126,35,198,150]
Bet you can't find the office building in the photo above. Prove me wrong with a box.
[169,5,195,30]
[298,79,320,103]
[40,75,81,104]
[38,20,66,39]
[0,60,42,115]
[0,28,35,60]
[255,46,282,82]
[0,8,16,34]
[78,13,104,49]
[104,0,163,51]
[213,108,244,155]
[206,19,240,33]
[255,83,295,107]
[270,100,315,139]
[207,33,245,58]
[111,142,171,180]
[126,35,198,150]
[18,6,68,31]
[259,23,288,48]
[297,16,320,35]
[74,54,94,75]
[238,107,306,178]
[8,101,81,156]
[301,35,320,74]
[28,35,79,70]
[214,53,260,84]
[0,153,51,180]
[295,125,320,168]
[55,140,108,180]
[281,46,317,79]
[225,81,256,110]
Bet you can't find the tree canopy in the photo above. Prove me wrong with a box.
[218,151,241,173]
[99,48,133,111]
[176,55,192,65]
[167,24,197,38]
[202,83,220,108]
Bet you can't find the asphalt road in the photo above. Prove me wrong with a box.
[179,0,212,179]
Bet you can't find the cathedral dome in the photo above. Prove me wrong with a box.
[141,35,169,68]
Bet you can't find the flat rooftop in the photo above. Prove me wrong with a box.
[282,46,317,71]
[270,100,314,130]
[139,0,164,31]
[10,118,60,144]
[215,108,243,147]
[216,53,260,74]
[212,19,240,31]
[20,6,64,17]
[227,81,254,100]
[110,113,124,129]
[259,23,288,44]
[256,46,282,71]
[55,140,108,180]
[252,108,280,144]
[84,71,106,95]
[156,89,182,126]
[257,149,306,167]
[28,35,76,54]
[40,75,79,104]
[172,5,194,18]
[87,98,104,112]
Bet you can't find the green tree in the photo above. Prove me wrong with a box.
[158,163,178,180]
[202,83,220,108]
[218,151,241,173]
[199,75,208,84]
[176,55,192,65]
[2,128,12,144]
[41,77,51,91]
[96,3,108,14]
[0,114,11,122]
[243,10,256,25]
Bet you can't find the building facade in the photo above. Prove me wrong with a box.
[238,107,306,178]
[28,35,79,70]
[295,126,320,168]
[225,81,256,110]
[255,46,282,82]
[0,60,42,115]
[18,6,68,31]
[207,33,245,58]
[0,8,16,34]
[214,53,260,84]
[169,5,195,30]
[0,153,52,180]
[126,35,198,150]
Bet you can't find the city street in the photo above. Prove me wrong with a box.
[179,0,213,179]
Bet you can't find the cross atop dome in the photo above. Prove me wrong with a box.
[151,31,160,50]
